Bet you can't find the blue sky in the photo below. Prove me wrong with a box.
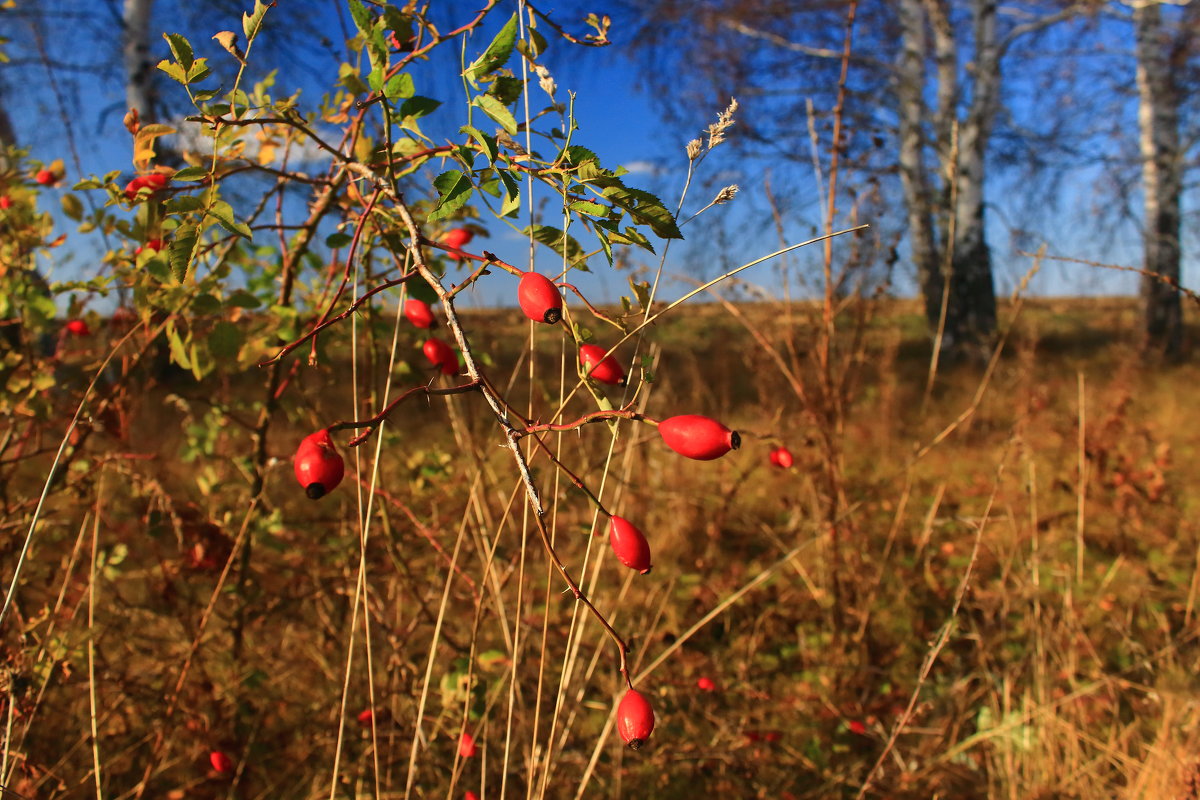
[1,0,1161,313]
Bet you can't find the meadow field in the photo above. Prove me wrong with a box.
[4,295,1199,799]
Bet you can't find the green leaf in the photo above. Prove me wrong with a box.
[472,94,518,136]
[348,0,372,37]
[398,96,441,120]
[461,126,498,164]
[185,59,211,84]
[163,33,194,70]
[165,195,205,215]
[466,14,518,82]
[225,290,262,309]
[428,170,473,223]
[61,194,83,222]
[166,324,191,369]
[569,200,608,217]
[207,200,252,240]
[169,225,198,282]
[242,0,271,40]
[630,278,652,311]
[191,293,221,315]
[489,76,522,106]
[600,186,682,240]
[384,72,414,100]
[208,321,242,360]
[325,232,353,249]
[524,225,584,263]
[172,166,208,182]
[516,29,548,60]
[157,60,188,85]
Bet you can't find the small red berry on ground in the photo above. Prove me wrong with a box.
[293,429,345,499]
[616,688,655,750]
[658,414,740,460]
[696,676,717,691]
[357,709,375,727]
[848,720,867,735]
[458,731,477,758]
[209,750,233,775]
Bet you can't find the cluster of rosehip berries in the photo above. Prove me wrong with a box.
[289,226,796,751]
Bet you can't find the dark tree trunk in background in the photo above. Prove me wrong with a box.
[945,0,999,358]
[1134,0,1184,360]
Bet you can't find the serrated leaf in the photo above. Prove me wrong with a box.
[163,33,194,70]
[157,59,188,85]
[600,185,682,240]
[594,228,613,266]
[525,225,584,263]
[489,75,522,106]
[169,225,198,282]
[472,94,518,136]
[207,201,252,240]
[461,126,498,164]
[384,72,414,100]
[466,14,518,82]
[242,0,271,40]
[172,166,208,182]
[428,170,473,223]
[569,200,608,217]
[348,0,372,36]
[500,188,521,218]
[398,95,440,120]
[165,195,205,215]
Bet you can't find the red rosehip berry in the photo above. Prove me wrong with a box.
[357,708,375,727]
[135,238,164,256]
[696,676,716,692]
[404,298,436,329]
[579,343,625,386]
[124,172,170,201]
[293,429,345,500]
[465,793,480,800]
[65,319,90,336]
[608,515,651,574]
[0,196,11,209]
[209,750,233,774]
[658,415,740,461]
[616,688,655,750]
[458,731,477,758]
[769,446,793,469]
[517,271,563,324]
[442,227,473,261]
[423,337,458,375]
[35,168,56,186]
[848,720,867,735]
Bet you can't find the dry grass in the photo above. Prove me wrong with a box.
[3,296,1200,799]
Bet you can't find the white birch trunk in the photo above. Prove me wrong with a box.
[123,0,158,122]
[1134,0,1183,358]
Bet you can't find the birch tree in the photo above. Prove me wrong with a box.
[625,0,1086,359]
[1132,0,1194,359]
